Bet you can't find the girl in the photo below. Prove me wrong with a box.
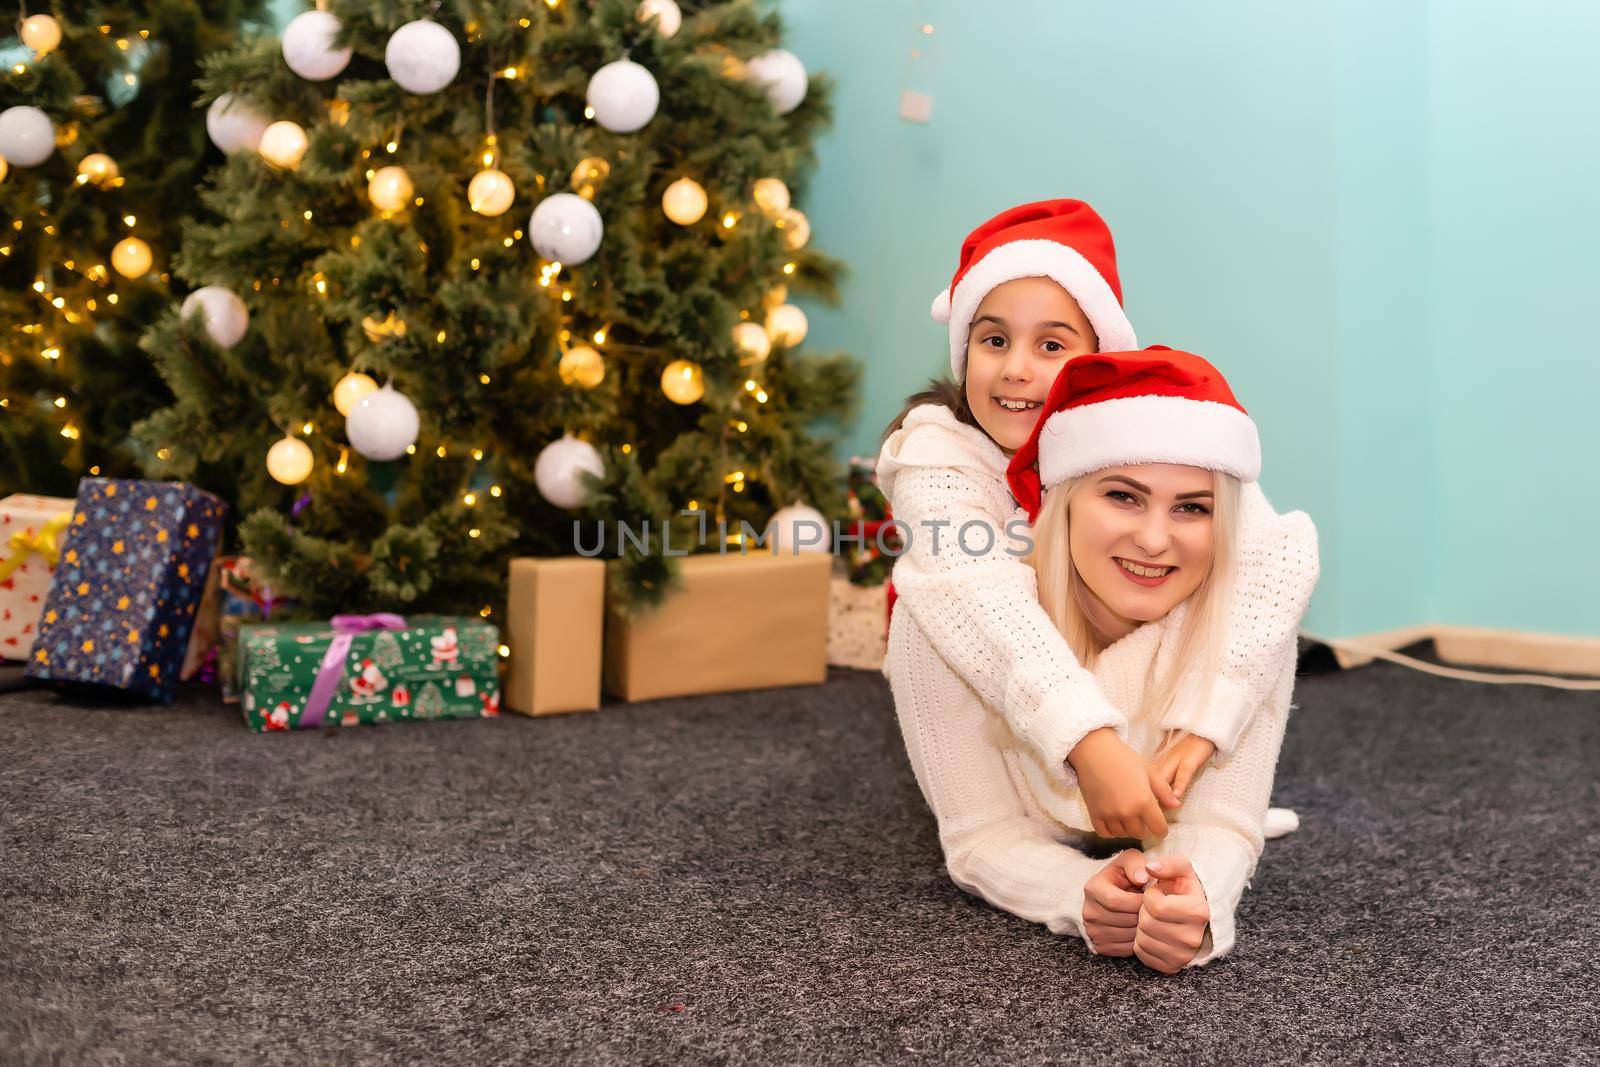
[878,201,1317,968]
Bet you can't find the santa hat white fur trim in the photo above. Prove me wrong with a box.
[930,288,952,325]
[941,239,1137,378]
[1037,394,1261,487]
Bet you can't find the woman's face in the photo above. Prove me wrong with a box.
[1068,464,1217,631]
[964,277,1098,454]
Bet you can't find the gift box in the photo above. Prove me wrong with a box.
[505,557,604,716]
[236,615,501,731]
[0,494,76,662]
[213,557,295,703]
[603,551,830,702]
[25,479,225,703]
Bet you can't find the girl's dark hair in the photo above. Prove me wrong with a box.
[881,374,981,447]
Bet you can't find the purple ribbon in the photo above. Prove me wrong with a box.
[300,613,407,729]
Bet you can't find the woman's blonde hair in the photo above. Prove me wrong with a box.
[1027,472,1240,749]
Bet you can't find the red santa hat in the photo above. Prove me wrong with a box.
[931,198,1137,379]
[1005,347,1261,523]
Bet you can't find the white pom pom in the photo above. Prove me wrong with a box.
[1263,807,1300,839]
[929,288,952,325]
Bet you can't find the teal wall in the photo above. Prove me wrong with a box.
[782,0,1600,638]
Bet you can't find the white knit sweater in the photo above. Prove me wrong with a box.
[878,403,1319,965]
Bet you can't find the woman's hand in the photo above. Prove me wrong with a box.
[1068,728,1170,840]
[1134,854,1211,974]
[1148,732,1217,809]
[1081,849,1149,957]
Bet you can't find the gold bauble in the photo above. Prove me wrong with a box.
[468,168,515,216]
[752,178,791,217]
[20,14,62,56]
[661,176,708,226]
[731,321,772,362]
[778,207,810,250]
[110,236,152,278]
[368,165,414,213]
[0,155,8,184]
[766,304,809,347]
[660,359,704,405]
[258,120,309,170]
[361,310,407,341]
[570,156,611,200]
[77,153,119,187]
[266,436,314,485]
[559,344,606,389]
[333,371,379,416]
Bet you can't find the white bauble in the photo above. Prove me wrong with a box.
[752,177,791,217]
[346,384,420,461]
[780,207,810,250]
[766,303,808,347]
[731,321,771,362]
[585,59,660,133]
[282,10,352,81]
[0,106,55,167]
[385,19,460,95]
[765,501,830,554]
[745,49,808,114]
[180,286,250,349]
[534,435,605,510]
[206,94,270,155]
[527,193,603,265]
[637,0,682,37]
[266,437,314,485]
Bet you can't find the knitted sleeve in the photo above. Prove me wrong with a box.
[886,461,1128,787]
[1161,483,1320,756]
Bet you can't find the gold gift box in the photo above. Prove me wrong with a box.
[504,557,606,716]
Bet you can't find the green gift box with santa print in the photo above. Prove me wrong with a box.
[235,614,502,732]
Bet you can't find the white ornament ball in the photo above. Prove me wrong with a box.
[206,94,270,155]
[0,106,55,167]
[637,0,682,37]
[766,304,808,347]
[282,10,353,81]
[732,321,772,362]
[528,193,603,265]
[746,49,808,114]
[780,207,810,250]
[468,168,515,216]
[333,371,379,416]
[346,383,420,461]
[534,435,605,510]
[367,165,414,213]
[20,14,62,56]
[661,177,707,226]
[267,436,314,485]
[586,59,660,133]
[180,286,250,349]
[752,177,791,217]
[765,501,830,555]
[258,120,309,170]
[385,19,460,95]
[111,237,153,278]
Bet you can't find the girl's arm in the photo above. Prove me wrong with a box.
[886,461,1129,787]
[1161,484,1320,756]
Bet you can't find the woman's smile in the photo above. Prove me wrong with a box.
[1114,556,1176,587]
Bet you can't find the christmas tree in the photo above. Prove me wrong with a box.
[0,2,266,495]
[136,0,857,618]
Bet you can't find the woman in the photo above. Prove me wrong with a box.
[881,346,1318,971]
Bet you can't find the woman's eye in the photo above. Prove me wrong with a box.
[1106,490,1137,504]
[1176,502,1212,516]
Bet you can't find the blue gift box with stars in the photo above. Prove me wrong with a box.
[25,478,226,704]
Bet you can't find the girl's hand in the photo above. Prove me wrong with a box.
[1081,849,1149,957]
[1148,732,1217,809]
[1068,728,1170,840]
[1135,854,1211,974]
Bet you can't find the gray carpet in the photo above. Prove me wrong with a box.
[2,656,1596,1065]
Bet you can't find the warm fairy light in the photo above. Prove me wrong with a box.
[490,485,503,498]
[583,105,595,120]
[620,443,632,454]
[498,643,511,657]
[463,492,477,505]
[480,606,492,618]
[783,261,797,275]
[468,528,481,538]
[301,421,314,435]
[593,329,607,345]
[478,374,490,384]
[53,396,66,408]
[42,346,60,360]
[436,445,447,458]
[60,424,79,439]
[502,67,519,79]
[472,448,484,461]
[385,140,399,153]
[722,211,739,229]
[436,330,447,343]
[470,258,481,270]
[303,210,313,221]
[336,447,349,475]
[735,420,748,432]
[123,214,137,227]
[406,444,417,455]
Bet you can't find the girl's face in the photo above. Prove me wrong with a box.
[1068,464,1216,633]
[964,277,1098,454]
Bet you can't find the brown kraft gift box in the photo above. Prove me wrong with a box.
[603,551,831,702]
[505,557,605,715]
